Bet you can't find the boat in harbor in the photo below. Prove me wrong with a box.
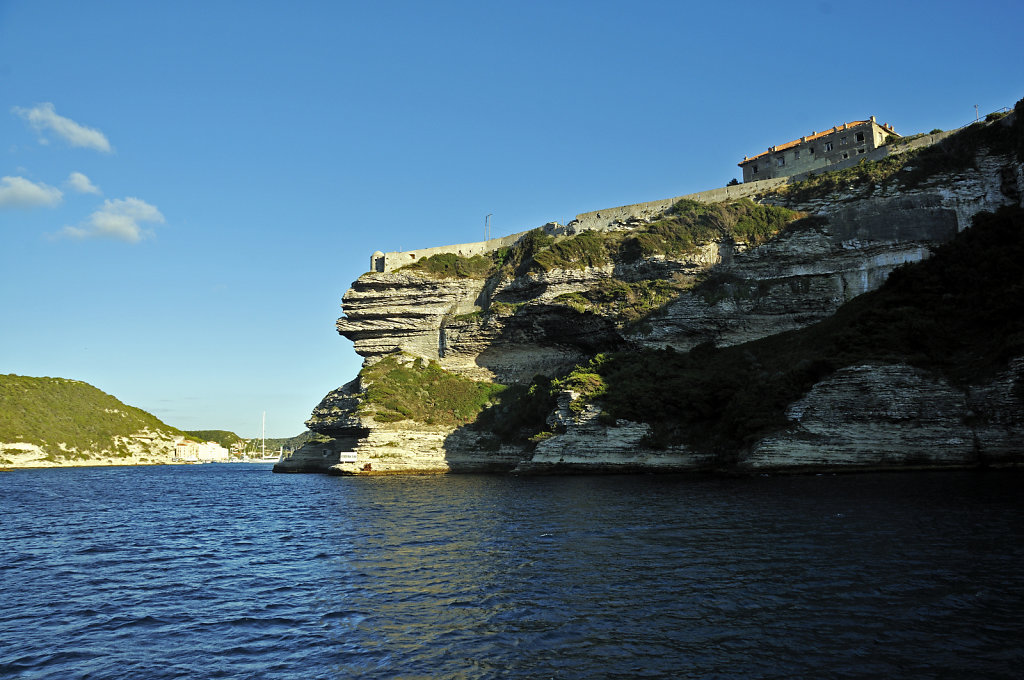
[253,412,283,463]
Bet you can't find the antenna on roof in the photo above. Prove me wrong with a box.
[485,214,492,241]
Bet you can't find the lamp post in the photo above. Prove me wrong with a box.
[485,214,492,241]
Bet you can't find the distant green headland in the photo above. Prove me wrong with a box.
[0,375,310,468]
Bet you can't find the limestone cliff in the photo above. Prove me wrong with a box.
[744,361,1024,471]
[285,106,1024,475]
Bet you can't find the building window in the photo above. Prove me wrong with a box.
[776,156,785,167]
[856,131,865,142]
[794,149,801,159]
[841,136,848,145]
[809,147,815,154]
[752,164,759,174]
[842,152,849,159]
[824,142,833,152]
[857,148,865,154]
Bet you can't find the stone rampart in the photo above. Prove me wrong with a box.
[565,179,789,233]
[374,227,560,273]
[373,234,517,274]
[782,129,955,180]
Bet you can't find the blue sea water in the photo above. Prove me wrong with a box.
[1,464,1022,679]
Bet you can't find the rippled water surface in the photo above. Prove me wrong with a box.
[1,465,1022,679]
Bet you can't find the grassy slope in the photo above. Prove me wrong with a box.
[358,355,505,427]
[0,375,188,457]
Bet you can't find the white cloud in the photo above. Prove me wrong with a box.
[66,171,101,195]
[58,197,165,243]
[12,103,112,153]
[0,175,63,208]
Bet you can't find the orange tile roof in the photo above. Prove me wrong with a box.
[739,120,882,166]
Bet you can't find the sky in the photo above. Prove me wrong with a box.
[1,1,1021,437]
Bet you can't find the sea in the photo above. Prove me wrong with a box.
[0,464,1021,679]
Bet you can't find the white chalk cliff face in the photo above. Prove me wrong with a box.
[283,113,1024,475]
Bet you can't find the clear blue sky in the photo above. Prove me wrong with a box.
[1,1,1021,437]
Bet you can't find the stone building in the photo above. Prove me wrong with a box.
[173,438,229,462]
[738,116,900,182]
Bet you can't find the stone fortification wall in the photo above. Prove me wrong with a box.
[565,179,788,233]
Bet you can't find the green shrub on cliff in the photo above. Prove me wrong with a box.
[552,356,609,413]
[529,230,612,271]
[774,153,911,202]
[359,355,506,426]
[732,202,801,244]
[472,374,559,444]
[494,228,555,276]
[487,301,525,317]
[619,199,798,260]
[401,252,493,279]
[554,278,688,325]
[904,99,1024,179]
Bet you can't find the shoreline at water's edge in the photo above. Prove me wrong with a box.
[282,460,1024,478]
[0,460,267,470]
[0,461,180,470]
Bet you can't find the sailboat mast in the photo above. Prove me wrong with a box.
[261,411,266,458]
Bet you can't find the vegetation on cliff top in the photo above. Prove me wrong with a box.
[626,199,796,257]
[358,355,506,426]
[548,205,1024,454]
[0,375,188,459]
[497,199,798,276]
[399,199,801,281]
[400,252,493,279]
